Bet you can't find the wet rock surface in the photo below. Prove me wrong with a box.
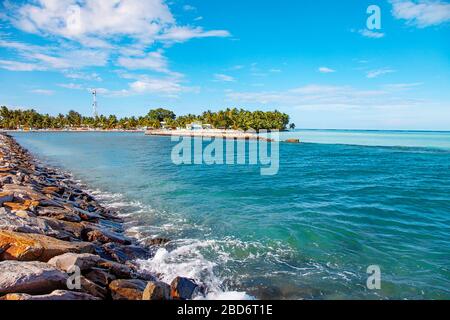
[0,133,191,300]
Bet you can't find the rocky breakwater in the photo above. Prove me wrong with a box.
[0,133,202,301]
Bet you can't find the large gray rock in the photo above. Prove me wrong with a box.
[0,207,68,239]
[79,276,107,299]
[109,279,147,300]
[142,281,171,300]
[0,230,94,262]
[84,268,116,287]
[0,261,68,295]
[170,277,201,300]
[48,253,103,272]
[0,192,14,205]
[97,260,134,279]
[1,290,100,300]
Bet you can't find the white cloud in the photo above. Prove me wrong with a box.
[1,0,230,81]
[318,67,336,73]
[269,68,282,73]
[0,39,109,70]
[390,0,450,27]
[28,50,109,69]
[183,5,196,11]
[226,84,426,110]
[117,51,168,73]
[0,59,45,71]
[6,0,229,46]
[156,26,230,42]
[366,68,396,78]
[58,83,84,90]
[102,73,196,97]
[359,29,385,38]
[383,82,423,89]
[30,89,54,95]
[214,73,235,82]
[230,65,244,70]
[194,16,204,21]
[64,71,102,81]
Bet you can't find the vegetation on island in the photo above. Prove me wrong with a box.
[0,106,293,131]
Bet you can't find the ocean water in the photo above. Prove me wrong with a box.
[11,130,450,300]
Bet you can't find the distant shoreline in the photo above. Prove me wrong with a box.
[1,129,146,133]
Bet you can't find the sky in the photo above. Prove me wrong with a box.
[0,0,449,130]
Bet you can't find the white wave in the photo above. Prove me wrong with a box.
[136,238,257,300]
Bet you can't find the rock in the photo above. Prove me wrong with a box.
[48,253,102,272]
[0,230,94,262]
[0,175,13,185]
[97,260,134,279]
[85,229,132,245]
[72,207,102,221]
[84,268,116,287]
[285,139,300,143]
[37,207,82,223]
[42,186,64,195]
[1,185,45,201]
[145,238,171,246]
[80,276,107,299]
[40,217,86,239]
[170,277,200,300]
[0,207,68,239]
[142,281,171,300]
[3,200,39,212]
[1,290,100,300]
[99,242,151,264]
[109,279,147,300]
[0,261,68,295]
[0,192,14,205]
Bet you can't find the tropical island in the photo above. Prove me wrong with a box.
[0,106,294,132]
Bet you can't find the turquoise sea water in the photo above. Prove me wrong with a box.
[11,130,450,300]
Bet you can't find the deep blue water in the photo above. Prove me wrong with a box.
[11,131,450,300]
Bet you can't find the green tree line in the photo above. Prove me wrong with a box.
[0,106,293,131]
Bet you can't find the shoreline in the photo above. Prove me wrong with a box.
[0,132,202,300]
[2,129,146,133]
[146,129,274,142]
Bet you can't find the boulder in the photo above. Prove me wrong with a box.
[48,253,102,272]
[40,217,86,239]
[42,186,64,195]
[0,192,14,205]
[97,260,134,279]
[80,276,107,299]
[84,268,116,287]
[0,230,94,262]
[1,290,99,300]
[99,242,151,264]
[72,207,102,221]
[0,261,68,295]
[1,185,45,201]
[170,277,200,300]
[3,200,39,212]
[0,207,69,239]
[142,281,171,300]
[109,279,147,300]
[85,229,132,245]
[37,207,82,223]
[145,238,171,246]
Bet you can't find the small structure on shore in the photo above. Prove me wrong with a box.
[186,123,203,131]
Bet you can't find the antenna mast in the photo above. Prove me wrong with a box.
[92,89,98,117]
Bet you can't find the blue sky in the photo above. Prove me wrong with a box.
[0,0,449,130]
